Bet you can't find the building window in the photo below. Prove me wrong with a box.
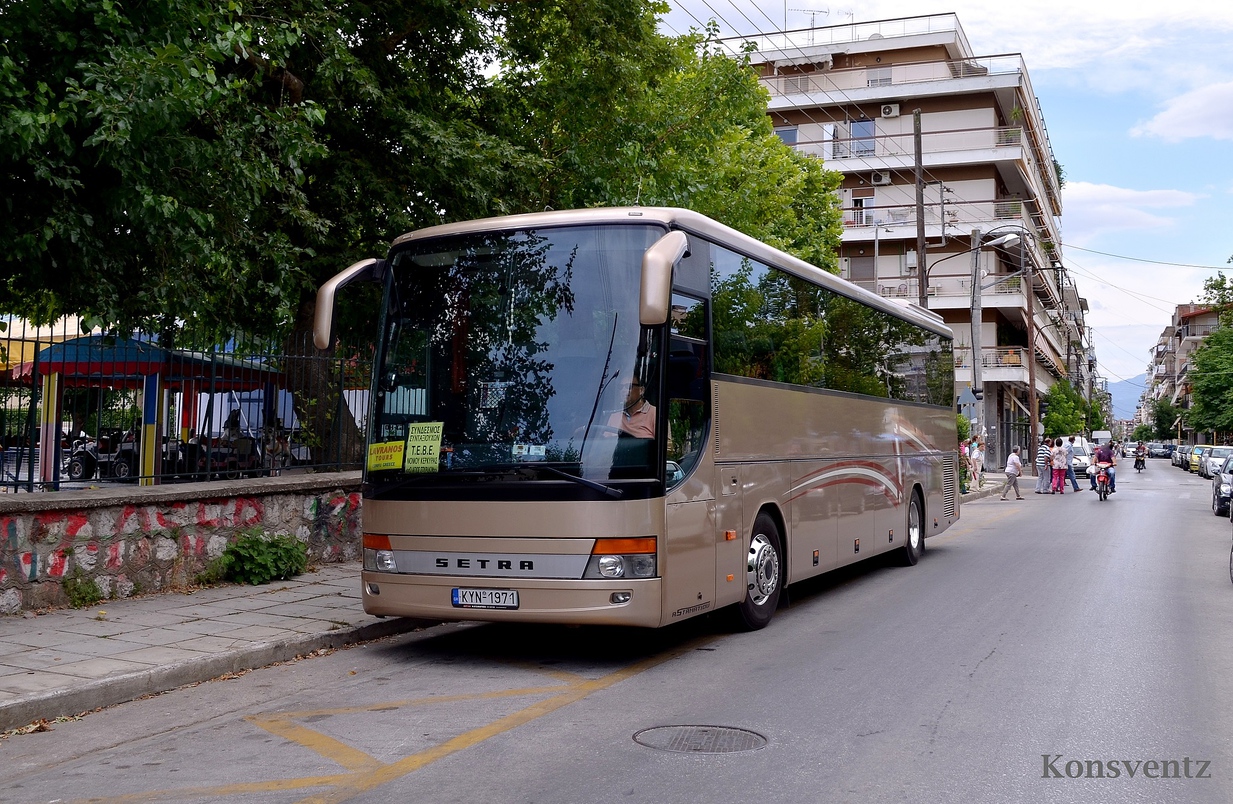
[774,126,798,146]
[867,67,892,87]
[849,256,875,288]
[851,119,875,156]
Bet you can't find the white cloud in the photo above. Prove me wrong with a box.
[1060,182,1200,243]
[1130,82,1233,141]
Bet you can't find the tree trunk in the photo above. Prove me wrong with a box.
[283,297,366,468]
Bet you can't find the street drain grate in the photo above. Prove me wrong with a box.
[633,725,767,754]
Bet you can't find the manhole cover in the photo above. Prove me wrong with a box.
[633,725,767,754]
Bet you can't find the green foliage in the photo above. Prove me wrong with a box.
[956,413,971,443]
[1041,380,1086,438]
[1187,327,1233,434]
[221,529,308,586]
[1152,398,1179,441]
[63,568,103,609]
[194,556,228,587]
[3,2,842,346]
[1131,424,1153,442]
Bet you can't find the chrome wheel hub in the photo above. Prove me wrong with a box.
[908,501,922,550]
[747,533,779,606]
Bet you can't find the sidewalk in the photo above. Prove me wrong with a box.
[0,562,426,732]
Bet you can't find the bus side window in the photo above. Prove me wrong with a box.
[667,293,709,489]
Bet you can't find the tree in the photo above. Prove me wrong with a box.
[3,2,844,461]
[1,1,328,338]
[1040,380,1085,438]
[1152,398,1179,441]
[1187,326,1233,436]
[1131,424,1153,442]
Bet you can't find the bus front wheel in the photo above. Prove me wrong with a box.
[734,512,783,631]
[900,491,924,566]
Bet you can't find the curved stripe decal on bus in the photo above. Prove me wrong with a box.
[787,460,903,503]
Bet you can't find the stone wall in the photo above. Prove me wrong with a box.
[0,472,363,614]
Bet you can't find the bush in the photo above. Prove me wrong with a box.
[221,529,308,585]
[63,568,103,608]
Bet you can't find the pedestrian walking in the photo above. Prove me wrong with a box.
[971,440,985,488]
[1065,436,1082,492]
[1050,437,1068,493]
[1000,445,1024,500]
[1034,435,1052,494]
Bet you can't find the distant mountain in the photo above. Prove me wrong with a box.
[1107,373,1147,420]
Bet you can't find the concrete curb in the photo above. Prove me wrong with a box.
[0,616,428,732]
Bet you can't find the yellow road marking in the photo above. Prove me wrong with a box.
[295,643,700,804]
[73,639,708,804]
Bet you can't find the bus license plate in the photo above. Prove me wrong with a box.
[452,588,519,610]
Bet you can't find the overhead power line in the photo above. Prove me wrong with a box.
[1062,243,1231,271]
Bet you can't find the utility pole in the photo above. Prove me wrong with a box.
[1024,240,1039,449]
[969,228,983,437]
[914,110,927,308]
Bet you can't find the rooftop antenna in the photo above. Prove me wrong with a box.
[789,7,827,44]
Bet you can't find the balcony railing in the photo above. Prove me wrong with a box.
[954,347,1029,370]
[717,13,971,56]
[761,55,1025,99]
[808,126,1027,166]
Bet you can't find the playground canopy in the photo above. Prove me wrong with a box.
[12,335,277,390]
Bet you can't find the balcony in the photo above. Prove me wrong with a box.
[760,55,1025,101]
[812,126,1028,174]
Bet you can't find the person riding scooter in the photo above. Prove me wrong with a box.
[1134,441,1147,472]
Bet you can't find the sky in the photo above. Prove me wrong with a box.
[657,0,1233,412]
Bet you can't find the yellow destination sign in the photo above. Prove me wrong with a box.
[404,422,445,473]
[366,440,405,472]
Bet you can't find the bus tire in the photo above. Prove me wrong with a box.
[899,490,924,566]
[734,512,783,631]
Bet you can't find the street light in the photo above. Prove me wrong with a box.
[969,229,1020,440]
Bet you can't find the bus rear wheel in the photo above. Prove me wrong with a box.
[734,513,783,631]
[899,491,924,566]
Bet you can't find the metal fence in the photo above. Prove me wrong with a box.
[1,317,373,492]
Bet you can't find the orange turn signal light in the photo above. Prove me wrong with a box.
[592,537,656,555]
[363,533,392,550]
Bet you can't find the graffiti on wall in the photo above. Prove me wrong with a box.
[0,489,360,613]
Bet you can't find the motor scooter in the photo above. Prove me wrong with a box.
[1134,454,1146,472]
[1093,461,1113,500]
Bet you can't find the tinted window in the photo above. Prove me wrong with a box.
[708,243,953,405]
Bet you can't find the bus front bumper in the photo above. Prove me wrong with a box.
[361,571,663,628]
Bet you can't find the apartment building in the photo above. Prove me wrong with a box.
[722,13,1094,467]
[1142,304,1220,441]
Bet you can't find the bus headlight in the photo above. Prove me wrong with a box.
[364,548,397,572]
[583,537,657,579]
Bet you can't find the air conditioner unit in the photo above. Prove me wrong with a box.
[870,171,892,186]
[880,103,900,118]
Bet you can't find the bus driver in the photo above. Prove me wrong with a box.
[608,377,656,438]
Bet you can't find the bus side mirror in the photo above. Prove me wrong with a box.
[640,231,689,326]
[313,258,386,350]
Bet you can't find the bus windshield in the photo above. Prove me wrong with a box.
[369,223,666,490]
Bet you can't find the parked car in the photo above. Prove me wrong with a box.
[1204,446,1233,479]
[1147,442,1172,459]
[1071,443,1092,476]
[1175,444,1192,468]
[1190,445,1211,473]
[1214,456,1233,516]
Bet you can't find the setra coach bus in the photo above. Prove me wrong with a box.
[315,207,959,630]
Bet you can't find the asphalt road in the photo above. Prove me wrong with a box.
[4,458,1232,804]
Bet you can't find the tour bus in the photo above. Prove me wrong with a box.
[315,207,959,630]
